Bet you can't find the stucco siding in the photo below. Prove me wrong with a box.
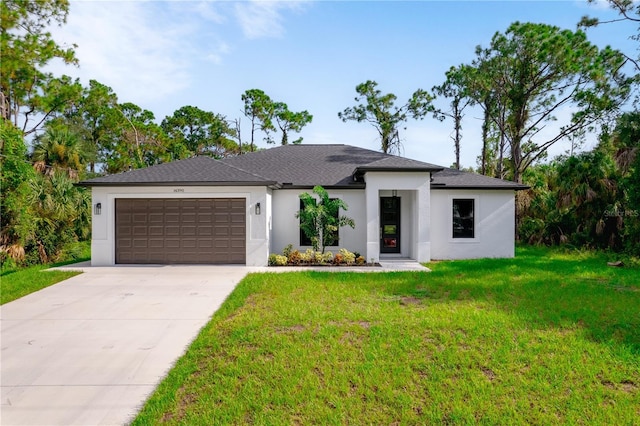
[271,189,367,255]
[91,185,270,266]
[430,189,515,259]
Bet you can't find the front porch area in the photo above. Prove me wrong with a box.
[363,172,432,264]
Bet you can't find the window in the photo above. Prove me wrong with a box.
[453,199,474,239]
[299,199,339,246]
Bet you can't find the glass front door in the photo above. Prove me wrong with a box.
[380,197,400,253]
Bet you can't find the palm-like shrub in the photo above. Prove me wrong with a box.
[296,186,355,253]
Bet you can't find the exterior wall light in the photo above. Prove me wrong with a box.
[392,190,398,197]
[255,202,261,215]
[95,202,102,215]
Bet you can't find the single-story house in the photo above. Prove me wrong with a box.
[78,144,528,266]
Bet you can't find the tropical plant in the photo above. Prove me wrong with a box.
[0,120,37,265]
[296,186,355,253]
[32,126,87,177]
[26,170,90,263]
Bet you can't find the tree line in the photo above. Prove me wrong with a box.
[338,2,639,254]
[0,0,313,268]
[1,0,639,268]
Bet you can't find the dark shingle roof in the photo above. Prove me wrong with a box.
[78,156,276,186]
[78,144,527,190]
[431,167,528,190]
[221,144,442,187]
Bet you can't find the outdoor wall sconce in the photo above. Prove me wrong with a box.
[392,190,398,197]
[94,202,102,215]
[255,202,261,215]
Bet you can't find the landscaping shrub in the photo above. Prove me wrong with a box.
[338,248,356,264]
[268,254,288,266]
[287,249,302,265]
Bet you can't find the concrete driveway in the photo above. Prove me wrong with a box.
[1,264,251,426]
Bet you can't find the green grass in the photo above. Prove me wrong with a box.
[133,246,640,425]
[1,241,89,304]
[1,265,82,304]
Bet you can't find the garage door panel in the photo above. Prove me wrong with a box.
[182,213,196,223]
[165,213,180,223]
[165,238,180,248]
[214,240,230,248]
[133,225,148,235]
[181,239,197,249]
[197,226,213,236]
[148,239,164,248]
[181,226,196,236]
[149,213,163,223]
[215,227,229,237]
[133,239,148,248]
[116,198,246,264]
[166,226,180,236]
[149,226,164,236]
[197,213,212,222]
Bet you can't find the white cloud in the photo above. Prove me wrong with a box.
[48,1,196,105]
[205,41,231,64]
[190,1,226,24]
[234,0,308,39]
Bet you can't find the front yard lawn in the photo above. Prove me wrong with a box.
[1,265,82,305]
[133,247,639,425]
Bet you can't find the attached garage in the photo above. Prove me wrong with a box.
[115,198,246,264]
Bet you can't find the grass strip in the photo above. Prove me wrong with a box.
[1,265,82,305]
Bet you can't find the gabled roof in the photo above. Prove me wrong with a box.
[78,144,527,190]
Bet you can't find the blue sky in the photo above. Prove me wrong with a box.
[50,1,638,168]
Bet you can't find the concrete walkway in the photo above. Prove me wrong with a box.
[1,265,249,426]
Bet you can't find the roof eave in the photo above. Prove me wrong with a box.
[76,180,278,188]
[430,184,530,191]
[356,166,444,173]
[278,183,366,190]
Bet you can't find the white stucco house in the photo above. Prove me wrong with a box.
[78,144,528,266]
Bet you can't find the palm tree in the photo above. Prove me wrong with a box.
[32,127,86,178]
[554,151,621,248]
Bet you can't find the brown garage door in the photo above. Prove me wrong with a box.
[115,198,246,264]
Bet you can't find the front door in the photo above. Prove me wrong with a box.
[380,197,400,253]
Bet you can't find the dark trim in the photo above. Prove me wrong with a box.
[431,185,529,191]
[76,180,278,188]
[279,184,366,190]
[355,166,443,173]
[380,196,401,254]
